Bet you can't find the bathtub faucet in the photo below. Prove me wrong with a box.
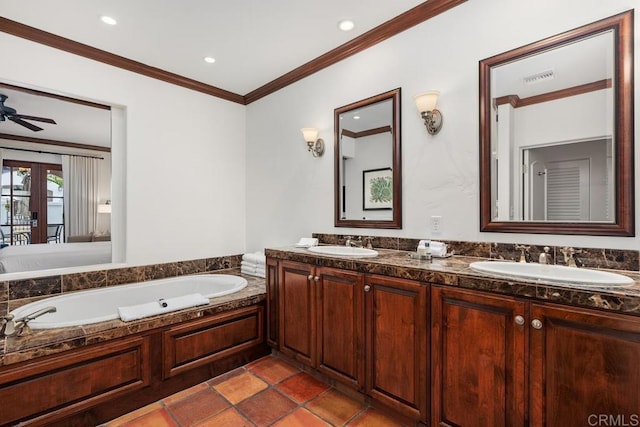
[0,306,56,337]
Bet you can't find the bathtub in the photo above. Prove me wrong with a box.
[9,274,248,329]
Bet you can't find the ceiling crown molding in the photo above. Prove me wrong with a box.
[0,16,245,104]
[245,0,466,104]
[0,0,466,105]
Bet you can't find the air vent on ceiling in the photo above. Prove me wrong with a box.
[523,69,555,85]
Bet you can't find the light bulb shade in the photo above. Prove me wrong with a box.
[414,91,440,113]
[301,127,319,142]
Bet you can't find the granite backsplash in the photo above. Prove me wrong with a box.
[312,233,639,272]
[0,254,243,315]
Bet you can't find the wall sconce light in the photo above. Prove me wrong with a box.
[97,200,112,214]
[414,91,443,135]
[301,128,325,157]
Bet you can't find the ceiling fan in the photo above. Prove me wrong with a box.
[0,94,57,132]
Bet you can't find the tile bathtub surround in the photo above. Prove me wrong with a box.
[102,355,407,427]
[0,254,244,314]
[312,233,639,272]
[0,270,266,366]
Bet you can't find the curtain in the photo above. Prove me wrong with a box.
[62,155,99,238]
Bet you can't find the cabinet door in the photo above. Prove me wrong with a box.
[530,303,640,427]
[278,260,316,366]
[431,286,526,427]
[365,275,428,422]
[316,267,364,389]
[266,257,279,348]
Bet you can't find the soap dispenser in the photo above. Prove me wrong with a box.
[416,240,431,260]
[417,241,428,256]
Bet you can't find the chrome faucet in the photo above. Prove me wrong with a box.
[0,306,56,337]
[514,244,531,263]
[363,237,373,249]
[560,247,582,267]
[345,236,363,248]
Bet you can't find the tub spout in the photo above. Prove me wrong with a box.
[1,306,56,337]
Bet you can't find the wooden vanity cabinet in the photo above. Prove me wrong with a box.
[431,286,526,427]
[365,274,429,423]
[316,266,365,389]
[277,260,364,387]
[274,260,429,422]
[266,257,279,348]
[278,260,318,366]
[529,303,640,427]
[432,285,640,427]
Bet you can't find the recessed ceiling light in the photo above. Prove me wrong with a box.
[100,15,117,26]
[203,56,216,64]
[338,19,355,32]
[353,115,360,120]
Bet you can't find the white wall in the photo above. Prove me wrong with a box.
[1,32,247,267]
[246,0,640,251]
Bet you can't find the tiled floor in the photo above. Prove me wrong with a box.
[102,355,407,427]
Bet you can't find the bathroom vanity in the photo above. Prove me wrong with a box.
[266,247,640,427]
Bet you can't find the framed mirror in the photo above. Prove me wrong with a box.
[479,11,633,236]
[334,88,402,229]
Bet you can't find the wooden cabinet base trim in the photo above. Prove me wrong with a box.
[163,305,264,378]
[0,335,150,427]
[0,303,268,426]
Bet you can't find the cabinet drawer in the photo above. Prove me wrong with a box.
[163,305,264,378]
[0,335,150,426]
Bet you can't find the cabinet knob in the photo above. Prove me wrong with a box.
[314,276,320,282]
[364,285,371,292]
[308,275,314,281]
[514,315,525,326]
[531,319,543,330]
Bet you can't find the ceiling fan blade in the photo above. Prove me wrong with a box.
[8,116,43,132]
[0,105,16,115]
[12,114,56,124]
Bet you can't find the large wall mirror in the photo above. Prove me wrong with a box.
[479,11,634,236]
[0,81,113,274]
[334,88,402,229]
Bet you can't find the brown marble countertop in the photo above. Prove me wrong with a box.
[0,269,266,367]
[266,246,640,316]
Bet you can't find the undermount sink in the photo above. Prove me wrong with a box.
[469,261,634,287]
[307,245,378,258]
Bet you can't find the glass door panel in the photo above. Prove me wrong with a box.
[47,168,64,243]
[1,165,33,245]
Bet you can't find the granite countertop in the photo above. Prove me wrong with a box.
[0,269,266,367]
[266,246,640,316]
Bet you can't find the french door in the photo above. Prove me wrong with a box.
[1,160,63,245]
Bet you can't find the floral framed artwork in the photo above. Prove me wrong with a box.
[363,168,393,210]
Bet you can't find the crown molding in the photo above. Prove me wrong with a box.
[245,0,466,103]
[0,0,466,105]
[0,17,245,105]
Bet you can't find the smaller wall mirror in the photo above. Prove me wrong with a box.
[334,88,401,229]
[479,11,634,236]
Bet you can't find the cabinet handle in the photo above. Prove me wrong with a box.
[364,285,371,292]
[514,315,525,326]
[308,275,314,281]
[531,319,543,330]
[314,276,320,282]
